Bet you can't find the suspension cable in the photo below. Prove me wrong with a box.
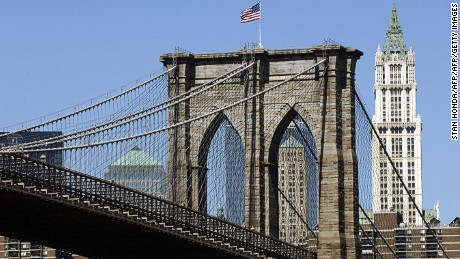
[18,59,326,152]
[0,66,177,138]
[359,204,399,259]
[2,63,253,151]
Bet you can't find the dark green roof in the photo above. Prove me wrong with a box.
[110,147,162,166]
[280,135,303,148]
[383,4,407,61]
[424,209,437,222]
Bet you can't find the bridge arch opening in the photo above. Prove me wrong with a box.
[268,108,318,245]
[198,112,245,225]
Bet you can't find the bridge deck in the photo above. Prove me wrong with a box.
[0,153,315,259]
[0,184,247,258]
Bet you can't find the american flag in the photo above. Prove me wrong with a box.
[240,3,261,23]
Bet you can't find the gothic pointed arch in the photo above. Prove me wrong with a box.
[267,107,319,243]
[197,112,246,223]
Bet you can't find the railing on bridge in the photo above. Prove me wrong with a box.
[0,152,315,259]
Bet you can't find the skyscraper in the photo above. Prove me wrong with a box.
[278,126,308,245]
[372,5,422,226]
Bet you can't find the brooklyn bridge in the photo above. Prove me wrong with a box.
[0,43,451,258]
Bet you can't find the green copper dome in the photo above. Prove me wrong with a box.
[280,135,303,148]
[383,4,407,61]
[110,146,162,166]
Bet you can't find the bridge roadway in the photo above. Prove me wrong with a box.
[0,153,314,259]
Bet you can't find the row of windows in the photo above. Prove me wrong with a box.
[379,137,416,158]
[379,161,416,172]
[406,96,411,121]
[389,65,402,84]
[377,63,415,85]
[390,127,404,134]
[379,182,416,194]
[280,151,304,161]
[390,90,402,121]
[383,96,387,121]
[392,138,403,157]
[279,173,306,181]
[280,181,305,187]
[380,89,415,122]
[379,127,415,134]
[407,138,415,157]
[393,189,404,195]
[393,197,404,203]
[380,176,415,186]
[280,163,305,170]
[282,187,306,193]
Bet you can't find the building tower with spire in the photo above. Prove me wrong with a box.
[372,5,422,226]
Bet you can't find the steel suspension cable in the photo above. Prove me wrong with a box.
[2,63,253,151]
[0,66,177,138]
[20,60,326,152]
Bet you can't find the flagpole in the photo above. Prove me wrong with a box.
[259,1,263,48]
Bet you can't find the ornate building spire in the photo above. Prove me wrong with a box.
[373,4,422,227]
[383,4,407,61]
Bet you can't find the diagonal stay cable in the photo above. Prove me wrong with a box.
[355,92,450,259]
[290,114,318,162]
[275,109,319,240]
[358,223,385,259]
[359,204,399,259]
[276,186,317,240]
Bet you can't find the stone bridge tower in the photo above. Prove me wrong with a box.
[161,45,362,258]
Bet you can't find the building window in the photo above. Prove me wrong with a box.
[406,93,411,122]
[382,96,387,122]
[379,162,387,175]
[392,137,403,157]
[407,161,415,176]
[390,89,402,122]
[407,138,415,157]
[389,64,402,84]
[391,127,403,134]
[380,138,387,156]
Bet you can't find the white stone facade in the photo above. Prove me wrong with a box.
[372,5,423,226]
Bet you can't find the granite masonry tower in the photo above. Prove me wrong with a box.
[161,45,362,258]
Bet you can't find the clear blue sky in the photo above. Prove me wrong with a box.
[0,1,457,223]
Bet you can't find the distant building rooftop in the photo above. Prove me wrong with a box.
[280,135,303,148]
[424,209,437,222]
[110,146,162,167]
